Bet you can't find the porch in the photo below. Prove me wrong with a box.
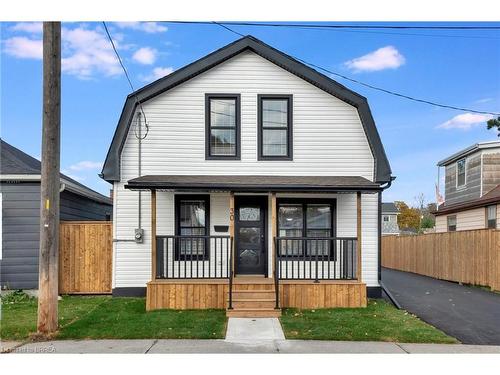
[125,175,380,316]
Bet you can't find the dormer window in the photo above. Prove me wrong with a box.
[457,158,466,188]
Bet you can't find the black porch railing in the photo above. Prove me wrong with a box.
[275,237,358,281]
[156,235,232,279]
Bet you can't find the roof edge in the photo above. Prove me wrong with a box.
[101,35,392,183]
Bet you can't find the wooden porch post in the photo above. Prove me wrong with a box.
[151,189,157,281]
[271,192,277,277]
[356,191,362,281]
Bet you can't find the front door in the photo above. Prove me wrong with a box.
[235,196,267,275]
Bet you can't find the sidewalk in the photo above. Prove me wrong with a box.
[3,339,500,354]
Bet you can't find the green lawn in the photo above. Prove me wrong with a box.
[280,299,458,343]
[2,295,457,344]
[0,295,226,341]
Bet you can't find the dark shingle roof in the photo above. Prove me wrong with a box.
[1,138,112,205]
[102,35,392,184]
[434,184,500,215]
[0,139,42,174]
[125,175,381,192]
[382,202,399,213]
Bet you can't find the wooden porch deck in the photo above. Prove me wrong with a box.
[146,278,367,313]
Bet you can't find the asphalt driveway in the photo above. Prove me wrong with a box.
[382,268,500,345]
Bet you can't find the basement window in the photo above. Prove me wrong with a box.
[447,215,457,232]
[487,205,497,229]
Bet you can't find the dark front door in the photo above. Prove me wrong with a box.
[235,196,267,275]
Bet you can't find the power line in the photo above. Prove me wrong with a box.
[102,21,149,139]
[212,22,500,116]
[167,21,500,40]
[168,21,500,30]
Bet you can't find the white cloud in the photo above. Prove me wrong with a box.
[61,26,122,79]
[68,161,103,171]
[3,36,43,59]
[132,47,157,65]
[437,113,492,130]
[140,66,174,82]
[11,22,43,33]
[474,98,493,104]
[115,22,167,33]
[344,46,406,72]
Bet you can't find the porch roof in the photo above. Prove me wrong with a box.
[124,175,381,192]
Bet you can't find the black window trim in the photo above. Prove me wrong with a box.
[276,198,337,259]
[257,94,293,160]
[174,194,211,260]
[205,93,241,160]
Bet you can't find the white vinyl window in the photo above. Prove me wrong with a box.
[383,215,390,222]
[487,205,497,229]
[447,215,457,232]
[456,158,466,188]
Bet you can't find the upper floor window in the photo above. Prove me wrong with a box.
[457,158,466,188]
[258,95,293,160]
[383,215,390,222]
[487,205,497,229]
[205,94,240,159]
[447,215,457,232]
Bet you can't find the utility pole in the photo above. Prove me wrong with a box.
[37,22,61,335]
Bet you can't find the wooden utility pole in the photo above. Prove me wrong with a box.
[37,22,61,335]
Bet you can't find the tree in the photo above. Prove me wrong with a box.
[487,117,500,137]
[394,201,421,231]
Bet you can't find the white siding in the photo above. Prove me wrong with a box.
[114,192,379,287]
[435,215,447,233]
[120,51,374,181]
[435,207,487,233]
[114,50,379,288]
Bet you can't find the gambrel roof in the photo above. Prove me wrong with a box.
[101,35,392,183]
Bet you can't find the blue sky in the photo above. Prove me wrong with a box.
[1,21,499,206]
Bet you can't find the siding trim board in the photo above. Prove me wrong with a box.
[101,35,391,183]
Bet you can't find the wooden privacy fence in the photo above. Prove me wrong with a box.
[59,221,112,294]
[382,229,500,291]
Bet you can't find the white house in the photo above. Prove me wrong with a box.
[101,36,393,317]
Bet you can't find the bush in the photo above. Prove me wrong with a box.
[1,290,35,304]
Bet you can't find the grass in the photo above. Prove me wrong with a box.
[280,299,458,343]
[1,294,227,341]
[2,294,457,344]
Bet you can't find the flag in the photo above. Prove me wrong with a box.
[435,183,445,206]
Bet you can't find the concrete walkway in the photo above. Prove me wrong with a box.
[3,339,500,354]
[225,318,285,343]
[382,268,500,345]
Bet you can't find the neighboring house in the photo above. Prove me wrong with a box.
[434,141,500,232]
[101,36,393,316]
[0,139,112,289]
[381,202,400,235]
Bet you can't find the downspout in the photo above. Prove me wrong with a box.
[378,176,396,301]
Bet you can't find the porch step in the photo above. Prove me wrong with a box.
[226,308,282,318]
[231,298,276,309]
[231,290,276,299]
